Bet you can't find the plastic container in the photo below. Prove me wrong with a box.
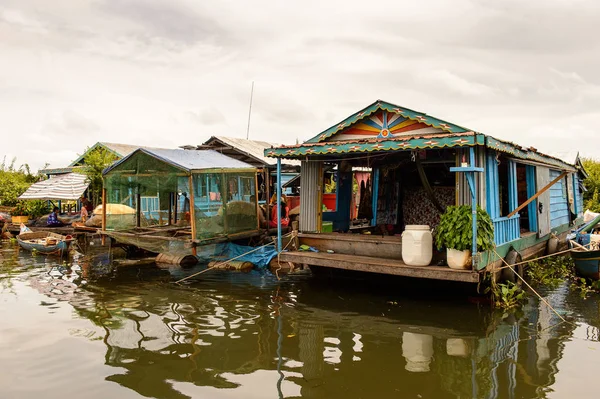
[322,221,333,233]
[401,225,433,266]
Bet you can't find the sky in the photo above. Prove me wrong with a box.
[1,0,600,171]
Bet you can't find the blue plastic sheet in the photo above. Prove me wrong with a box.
[194,242,277,268]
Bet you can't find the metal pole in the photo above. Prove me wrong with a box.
[470,147,477,267]
[277,158,282,253]
[246,81,254,140]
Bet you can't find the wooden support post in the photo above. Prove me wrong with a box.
[507,171,568,218]
[255,170,260,230]
[188,175,197,256]
[265,169,271,228]
[136,193,141,228]
[277,159,282,252]
[101,187,107,245]
[168,192,173,226]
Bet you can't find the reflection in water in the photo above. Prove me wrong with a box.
[1,241,600,398]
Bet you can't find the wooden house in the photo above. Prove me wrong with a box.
[265,100,586,283]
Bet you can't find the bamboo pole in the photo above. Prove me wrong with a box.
[188,175,197,256]
[507,171,568,218]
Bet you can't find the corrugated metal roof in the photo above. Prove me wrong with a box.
[18,173,90,201]
[104,148,255,175]
[69,142,167,166]
[203,136,300,167]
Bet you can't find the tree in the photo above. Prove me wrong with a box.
[582,158,600,213]
[78,147,118,207]
[0,156,46,207]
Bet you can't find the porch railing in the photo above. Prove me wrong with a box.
[493,215,520,246]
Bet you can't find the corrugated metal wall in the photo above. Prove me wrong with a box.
[299,161,321,232]
[549,169,570,228]
[457,147,486,208]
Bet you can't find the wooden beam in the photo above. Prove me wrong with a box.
[507,171,567,218]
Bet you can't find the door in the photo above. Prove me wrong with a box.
[536,166,551,237]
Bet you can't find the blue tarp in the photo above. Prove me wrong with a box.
[194,242,278,268]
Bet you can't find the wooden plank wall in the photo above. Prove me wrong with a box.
[549,169,570,228]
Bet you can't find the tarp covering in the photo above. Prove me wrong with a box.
[104,148,255,174]
[18,173,89,201]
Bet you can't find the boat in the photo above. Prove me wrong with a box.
[570,213,600,280]
[16,231,72,255]
[571,248,600,280]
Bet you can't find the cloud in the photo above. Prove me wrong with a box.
[1,0,600,172]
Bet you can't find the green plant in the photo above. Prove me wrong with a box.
[493,281,526,309]
[572,277,600,298]
[526,256,575,288]
[10,200,49,218]
[435,206,495,252]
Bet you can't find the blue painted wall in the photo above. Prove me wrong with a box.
[322,170,352,231]
[575,175,584,216]
[549,169,569,228]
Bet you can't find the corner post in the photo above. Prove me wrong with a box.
[277,158,282,253]
[470,147,477,266]
[101,186,107,245]
[188,174,197,256]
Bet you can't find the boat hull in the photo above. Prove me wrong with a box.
[16,232,70,255]
[571,249,600,280]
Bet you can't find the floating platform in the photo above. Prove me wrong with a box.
[280,251,480,283]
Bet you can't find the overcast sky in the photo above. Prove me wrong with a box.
[2,0,599,171]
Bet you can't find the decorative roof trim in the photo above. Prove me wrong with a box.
[266,133,483,159]
[305,100,471,143]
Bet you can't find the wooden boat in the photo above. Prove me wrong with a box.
[571,248,600,280]
[16,231,72,254]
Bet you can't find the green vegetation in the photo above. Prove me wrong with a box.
[11,200,49,219]
[435,206,495,252]
[0,157,47,207]
[77,147,118,207]
[583,158,600,212]
[493,281,526,309]
[526,256,575,288]
[572,278,600,298]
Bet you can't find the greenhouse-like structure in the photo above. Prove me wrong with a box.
[101,148,259,256]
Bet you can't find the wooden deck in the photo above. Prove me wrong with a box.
[280,251,480,283]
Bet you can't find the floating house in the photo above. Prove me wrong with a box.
[184,135,300,197]
[101,148,260,256]
[265,100,585,283]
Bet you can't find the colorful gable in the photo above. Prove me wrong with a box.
[307,100,471,143]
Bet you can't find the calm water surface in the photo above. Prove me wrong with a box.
[1,241,599,399]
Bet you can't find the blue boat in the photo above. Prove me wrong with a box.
[570,214,600,280]
[17,231,71,255]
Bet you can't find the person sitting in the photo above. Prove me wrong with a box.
[80,196,93,213]
[269,197,289,228]
[47,207,65,227]
[80,203,89,222]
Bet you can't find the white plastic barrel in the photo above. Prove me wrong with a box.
[401,225,433,266]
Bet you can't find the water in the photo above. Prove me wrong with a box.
[1,241,599,399]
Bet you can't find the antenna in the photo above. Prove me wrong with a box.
[246,81,254,140]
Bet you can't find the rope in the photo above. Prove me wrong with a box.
[493,241,594,272]
[492,248,570,324]
[174,232,293,284]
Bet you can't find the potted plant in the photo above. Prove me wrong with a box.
[10,201,30,224]
[10,201,49,224]
[435,205,495,269]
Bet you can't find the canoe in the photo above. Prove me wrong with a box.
[16,231,71,255]
[571,248,600,280]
